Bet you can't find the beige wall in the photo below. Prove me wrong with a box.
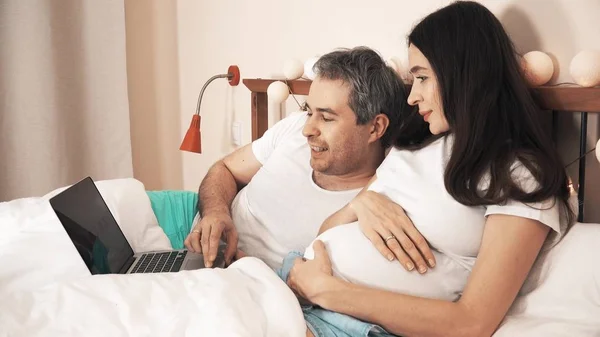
[1,0,133,201]
[127,0,600,221]
[125,0,183,191]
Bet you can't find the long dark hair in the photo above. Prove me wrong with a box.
[407,1,575,226]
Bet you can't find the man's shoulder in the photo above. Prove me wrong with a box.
[251,111,308,165]
[268,111,308,138]
[257,111,308,149]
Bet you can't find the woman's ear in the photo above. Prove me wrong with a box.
[368,114,390,144]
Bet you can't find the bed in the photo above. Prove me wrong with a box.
[0,179,305,337]
[1,81,599,337]
[242,78,600,335]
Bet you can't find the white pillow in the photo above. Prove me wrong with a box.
[0,178,171,298]
[42,178,172,253]
[495,222,600,335]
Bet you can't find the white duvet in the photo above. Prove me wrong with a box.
[0,179,305,337]
[0,258,304,337]
[1,178,599,337]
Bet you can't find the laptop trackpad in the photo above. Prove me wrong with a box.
[181,252,205,270]
[181,251,226,270]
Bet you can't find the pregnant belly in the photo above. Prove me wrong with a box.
[304,222,471,302]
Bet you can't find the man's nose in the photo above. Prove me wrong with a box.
[302,116,320,138]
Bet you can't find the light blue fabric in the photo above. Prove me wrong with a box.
[277,252,398,337]
[146,190,198,249]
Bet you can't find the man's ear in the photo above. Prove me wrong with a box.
[368,114,390,144]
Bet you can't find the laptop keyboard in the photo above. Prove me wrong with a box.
[130,251,187,273]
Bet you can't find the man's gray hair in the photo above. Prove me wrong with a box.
[313,47,410,148]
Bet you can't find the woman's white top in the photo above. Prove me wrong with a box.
[305,135,566,301]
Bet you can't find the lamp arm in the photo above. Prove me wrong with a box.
[195,74,231,115]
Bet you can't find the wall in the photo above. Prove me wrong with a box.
[175,0,452,193]
[1,0,133,201]
[131,0,600,220]
[125,0,184,191]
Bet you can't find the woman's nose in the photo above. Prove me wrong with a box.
[407,85,421,106]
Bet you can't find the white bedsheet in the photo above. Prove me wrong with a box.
[494,221,600,336]
[0,179,305,337]
[0,258,305,337]
[1,178,599,336]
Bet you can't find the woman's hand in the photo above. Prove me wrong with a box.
[350,191,436,273]
[287,241,335,304]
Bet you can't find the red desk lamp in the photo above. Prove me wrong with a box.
[180,65,241,153]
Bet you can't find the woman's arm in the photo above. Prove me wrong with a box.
[318,175,377,235]
[319,175,435,272]
[318,203,358,235]
[289,214,550,337]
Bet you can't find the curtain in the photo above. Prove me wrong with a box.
[0,0,133,201]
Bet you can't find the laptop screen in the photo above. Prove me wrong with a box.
[49,177,135,274]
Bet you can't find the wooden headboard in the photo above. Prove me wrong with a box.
[243,78,600,221]
[243,78,600,140]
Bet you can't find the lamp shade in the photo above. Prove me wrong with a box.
[180,65,240,154]
[596,138,600,164]
[180,115,201,153]
[521,51,554,87]
[267,81,290,104]
[570,50,600,87]
[304,56,320,80]
[283,59,304,80]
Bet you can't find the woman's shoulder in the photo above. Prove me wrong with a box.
[482,158,572,250]
[376,135,451,183]
[388,134,450,157]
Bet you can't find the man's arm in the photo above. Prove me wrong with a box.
[185,144,262,266]
[197,144,261,217]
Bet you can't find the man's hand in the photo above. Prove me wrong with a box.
[184,213,238,267]
[224,249,247,267]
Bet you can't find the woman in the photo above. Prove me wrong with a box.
[287,1,574,336]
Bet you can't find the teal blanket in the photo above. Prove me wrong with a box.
[146,190,198,249]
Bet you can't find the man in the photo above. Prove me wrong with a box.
[184,46,428,270]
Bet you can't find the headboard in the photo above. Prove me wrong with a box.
[243,78,600,222]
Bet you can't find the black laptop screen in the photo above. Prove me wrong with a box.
[50,177,135,274]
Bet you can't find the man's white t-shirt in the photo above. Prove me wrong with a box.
[231,112,361,269]
[305,135,567,301]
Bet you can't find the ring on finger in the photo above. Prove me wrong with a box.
[384,234,396,243]
[191,229,201,235]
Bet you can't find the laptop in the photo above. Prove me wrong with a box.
[49,177,225,275]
